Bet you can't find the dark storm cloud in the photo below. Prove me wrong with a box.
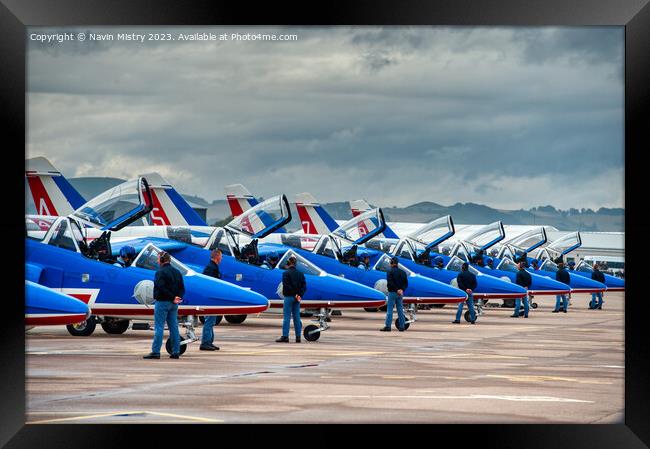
[27,26,624,210]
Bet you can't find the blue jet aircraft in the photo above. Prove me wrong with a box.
[26,177,270,354]
[25,281,91,327]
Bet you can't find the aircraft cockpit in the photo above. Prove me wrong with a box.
[445,255,481,275]
[276,250,326,276]
[40,177,155,267]
[495,257,519,273]
[372,253,416,277]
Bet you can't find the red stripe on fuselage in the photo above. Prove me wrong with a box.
[25,314,88,326]
[67,293,93,304]
[26,176,58,216]
[90,305,269,316]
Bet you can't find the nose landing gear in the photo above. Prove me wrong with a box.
[303,307,331,342]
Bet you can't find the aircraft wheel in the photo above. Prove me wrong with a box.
[165,338,188,355]
[464,311,473,323]
[364,308,379,312]
[395,319,410,331]
[502,299,516,308]
[379,305,388,312]
[225,314,246,324]
[431,304,446,309]
[66,316,97,336]
[101,318,129,335]
[303,324,320,341]
[531,303,538,309]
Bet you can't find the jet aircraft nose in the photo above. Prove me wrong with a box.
[309,274,387,305]
[528,273,572,294]
[26,281,90,323]
[604,274,624,290]
[474,275,527,297]
[183,274,269,313]
[407,275,467,301]
[568,273,607,293]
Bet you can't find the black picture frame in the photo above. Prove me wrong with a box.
[2,1,647,447]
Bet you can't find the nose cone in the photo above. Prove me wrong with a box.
[529,273,572,294]
[568,273,607,293]
[309,274,387,306]
[604,274,624,290]
[26,281,90,325]
[407,275,466,301]
[185,274,269,313]
[475,275,527,297]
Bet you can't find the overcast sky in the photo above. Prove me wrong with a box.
[27,26,624,210]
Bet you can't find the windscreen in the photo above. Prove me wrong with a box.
[206,228,232,256]
[226,195,290,238]
[408,215,454,249]
[496,257,519,273]
[331,208,385,244]
[541,260,559,273]
[72,178,147,229]
[133,244,189,275]
[277,250,324,276]
[373,254,414,275]
[576,261,594,273]
[504,228,547,253]
[464,221,505,250]
[445,256,480,275]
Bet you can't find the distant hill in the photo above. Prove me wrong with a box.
[53,177,623,232]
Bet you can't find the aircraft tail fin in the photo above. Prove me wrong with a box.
[224,184,258,217]
[349,199,399,239]
[25,157,86,216]
[137,172,208,226]
[294,193,340,235]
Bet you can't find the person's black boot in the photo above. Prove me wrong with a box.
[295,336,301,343]
[170,354,180,359]
[380,327,391,332]
[276,336,289,342]
[143,352,160,359]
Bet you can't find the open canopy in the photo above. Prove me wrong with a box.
[71,177,153,231]
[463,221,505,251]
[502,227,547,254]
[546,232,582,256]
[225,194,291,239]
[330,208,386,245]
[407,215,455,250]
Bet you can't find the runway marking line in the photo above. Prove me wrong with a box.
[327,394,593,403]
[27,410,223,424]
[482,374,612,385]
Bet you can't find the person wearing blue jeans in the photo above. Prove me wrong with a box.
[384,291,406,331]
[200,249,223,351]
[151,300,181,356]
[453,262,477,324]
[554,294,569,313]
[455,292,476,323]
[282,295,302,339]
[553,258,571,313]
[276,256,306,343]
[590,292,604,309]
[590,264,606,309]
[381,257,408,331]
[144,251,185,359]
[512,262,532,318]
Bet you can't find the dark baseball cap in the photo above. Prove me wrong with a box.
[390,256,399,265]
